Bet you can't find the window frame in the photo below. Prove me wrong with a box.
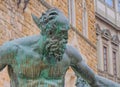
[99,0,115,9]
[68,0,76,27]
[112,50,117,76]
[101,29,111,72]
[103,45,108,72]
[105,0,114,8]
[82,0,88,37]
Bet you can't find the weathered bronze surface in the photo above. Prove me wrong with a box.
[0,8,120,87]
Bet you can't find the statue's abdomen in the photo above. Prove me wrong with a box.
[11,78,63,87]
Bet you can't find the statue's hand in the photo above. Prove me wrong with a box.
[90,81,102,87]
[93,75,120,87]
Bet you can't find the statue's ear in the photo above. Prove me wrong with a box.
[31,14,41,29]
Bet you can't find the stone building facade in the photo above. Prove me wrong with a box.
[0,0,96,87]
[95,0,120,83]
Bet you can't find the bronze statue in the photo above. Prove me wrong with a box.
[0,8,120,87]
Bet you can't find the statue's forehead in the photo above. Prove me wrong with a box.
[45,8,61,14]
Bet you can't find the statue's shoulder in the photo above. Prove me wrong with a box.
[66,44,83,63]
[66,44,79,55]
[4,35,41,46]
[1,35,41,51]
[65,44,78,57]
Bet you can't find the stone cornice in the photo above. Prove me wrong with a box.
[95,12,120,31]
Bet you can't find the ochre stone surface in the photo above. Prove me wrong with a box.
[0,0,96,87]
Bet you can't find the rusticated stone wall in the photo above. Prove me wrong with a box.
[0,0,96,87]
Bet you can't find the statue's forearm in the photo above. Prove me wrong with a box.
[72,61,97,85]
[67,46,99,86]
[0,44,15,66]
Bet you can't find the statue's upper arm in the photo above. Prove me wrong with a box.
[0,43,17,66]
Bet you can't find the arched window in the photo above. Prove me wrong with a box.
[82,0,88,37]
[111,35,119,76]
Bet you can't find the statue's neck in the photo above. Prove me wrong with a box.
[35,35,48,51]
[33,35,47,54]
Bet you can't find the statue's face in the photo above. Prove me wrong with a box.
[39,8,69,30]
[32,8,70,62]
[32,8,70,37]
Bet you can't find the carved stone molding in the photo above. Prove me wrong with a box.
[111,35,120,46]
[101,29,111,40]
[96,23,101,35]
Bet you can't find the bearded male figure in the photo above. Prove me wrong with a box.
[0,8,101,87]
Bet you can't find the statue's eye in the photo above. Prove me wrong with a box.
[42,12,46,16]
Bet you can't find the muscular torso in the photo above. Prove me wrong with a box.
[7,35,71,87]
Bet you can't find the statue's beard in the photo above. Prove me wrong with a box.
[44,35,67,63]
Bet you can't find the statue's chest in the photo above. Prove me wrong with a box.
[13,49,44,78]
[39,61,68,79]
[13,48,70,79]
